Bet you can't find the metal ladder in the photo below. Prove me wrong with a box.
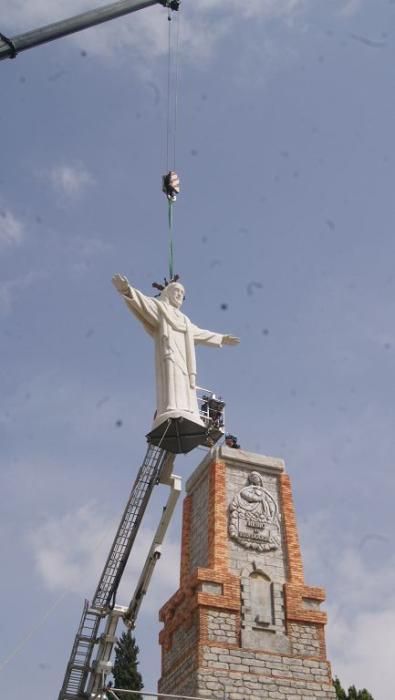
[58,443,174,700]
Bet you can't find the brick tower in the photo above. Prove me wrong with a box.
[158,445,336,699]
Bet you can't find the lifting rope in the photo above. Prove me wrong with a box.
[162,2,181,281]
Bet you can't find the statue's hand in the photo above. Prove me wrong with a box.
[222,335,240,346]
[112,274,131,297]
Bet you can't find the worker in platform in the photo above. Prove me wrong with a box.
[112,274,239,432]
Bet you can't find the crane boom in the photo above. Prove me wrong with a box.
[0,0,180,61]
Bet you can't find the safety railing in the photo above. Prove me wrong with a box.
[105,690,217,700]
[196,386,225,443]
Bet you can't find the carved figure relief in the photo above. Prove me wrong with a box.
[229,471,281,552]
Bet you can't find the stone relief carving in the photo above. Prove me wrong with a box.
[229,471,281,552]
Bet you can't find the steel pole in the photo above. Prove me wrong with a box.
[0,0,167,61]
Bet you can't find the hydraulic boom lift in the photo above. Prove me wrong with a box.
[58,390,225,699]
[58,443,177,700]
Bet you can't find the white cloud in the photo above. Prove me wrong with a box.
[54,4,231,65]
[3,0,363,66]
[2,0,363,77]
[5,0,97,30]
[29,500,180,612]
[0,270,42,315]
[337,0,362,18]
[196,0,306,20]
[0,280,16,315]
[5,0,306,31]
[29,501,116,594]
[4,371,148,445]
[328,605,395,699]
[300,511,394,700]
[49,163,95,198]
[3,0,309,63]
[0,208,24,248]
[67,234,112,276]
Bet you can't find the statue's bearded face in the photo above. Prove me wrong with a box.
[167,283,185,309]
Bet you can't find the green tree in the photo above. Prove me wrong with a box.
[334,677,347,700]
[334,677,374,700]
[112,631,143,699]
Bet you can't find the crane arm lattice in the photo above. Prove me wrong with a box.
[58,443,175,700]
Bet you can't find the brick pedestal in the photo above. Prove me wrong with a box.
[158,446,336,700]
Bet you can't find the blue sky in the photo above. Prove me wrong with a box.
[1,1,394,698]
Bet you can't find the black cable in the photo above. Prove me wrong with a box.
[0,31,17,58]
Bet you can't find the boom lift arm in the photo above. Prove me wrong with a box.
[86,472,181,698]
[59,395,225,699]
[124,472,181,629]
[58,443,177,700]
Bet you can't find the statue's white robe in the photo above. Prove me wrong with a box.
[122,287,224,427]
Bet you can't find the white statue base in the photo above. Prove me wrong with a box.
[147,411,221,455]
[152,408,204,432]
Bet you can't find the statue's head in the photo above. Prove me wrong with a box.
[161,281,185,309]
[248,471,263,486]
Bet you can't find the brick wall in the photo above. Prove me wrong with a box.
[189,472,209,572]
[158,446,336,700]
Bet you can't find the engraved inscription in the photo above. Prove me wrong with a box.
[229,471,281,552]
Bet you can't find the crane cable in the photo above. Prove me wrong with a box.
[162,4,181,281]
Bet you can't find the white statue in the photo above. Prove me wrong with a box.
[112,274,239,430]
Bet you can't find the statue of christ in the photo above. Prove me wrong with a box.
[112,274,239,430]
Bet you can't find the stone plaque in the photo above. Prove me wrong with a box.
[229,471,281,552]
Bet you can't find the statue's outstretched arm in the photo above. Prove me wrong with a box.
[192,324,240,347]
[112,274,133,298]
[112,274,159,333]
[222,335,240,346]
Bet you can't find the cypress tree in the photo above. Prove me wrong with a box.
[334,677,347,700]
[112,631,143,699]
[334,677,374,700]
